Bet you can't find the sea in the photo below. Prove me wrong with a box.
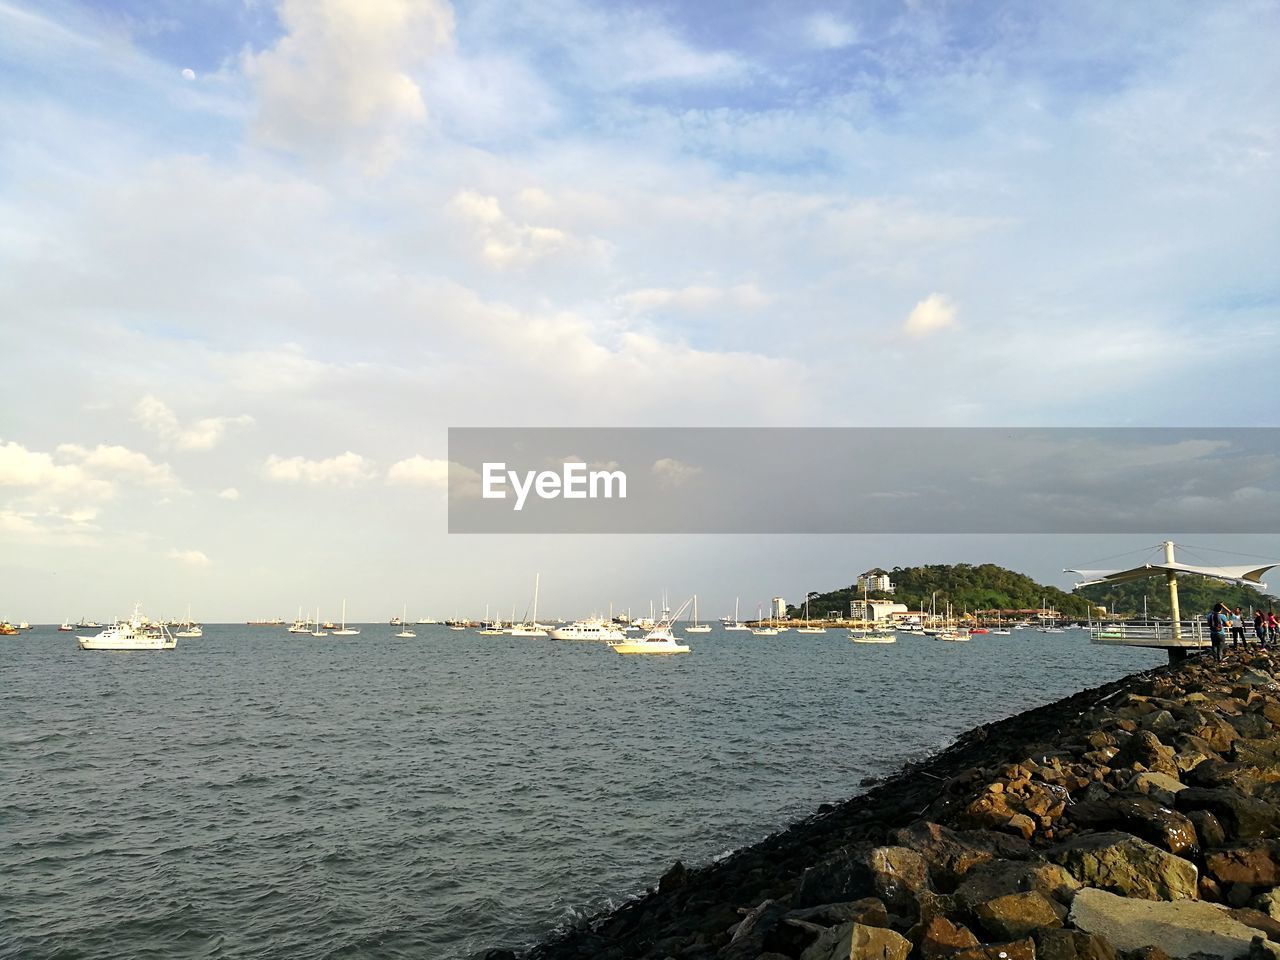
[1,624,1163,959]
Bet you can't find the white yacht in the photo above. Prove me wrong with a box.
[331,599,360,636]
[549,618,626,642]
[684,595,712,633]
[609,598,692,654]
[851,628,896,644]
[509,573,550,636]
[77,605,176,651]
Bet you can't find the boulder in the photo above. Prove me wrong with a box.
[954,859,1081,917]
[1175,788,1280,839]
[1228,907,1280,943]
[916,915,980,959]
[1033,928,1118,960]
[1130,772,1187,806]
[787,898,889,930]
[1069,886,1261,958]
[1114,731,1180,778]
[723,900,789,960]
[799,921,911,960]
[1254,888,1280,921]
[1207,842,1280,887]
[795,843,877,908]
[867,846,931,917]
[1047,832,1198,901]
[1064,795,1199,856]
[889,822,1030,891]
[974,890,1064,940]
[1185,809,1228,849]
[948,939,1035,960]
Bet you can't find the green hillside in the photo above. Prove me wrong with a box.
[792,563,1091,619]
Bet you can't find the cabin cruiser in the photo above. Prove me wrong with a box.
[548,618,627,641]
[78,605,176,650]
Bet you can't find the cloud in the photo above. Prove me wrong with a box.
[134,395,254,451]
[217,487,240,500]
[263,451,373,484]
[616,283,771,316]
[387,455,450,487]
[448,189,597,269]
[651,458,703,488]
[903,294,958,338]
[56,443,180,489]
[243,0,454,165]
[803,13,858,50]
[168,547,210,566]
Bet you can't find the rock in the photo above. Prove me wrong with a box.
[787,898,890,930]
[660,860,689,893]
[723,900,788,960]
[1114,731,1180,778]
[1227,907,1280,942]
[1065,795,1199,856]
[868,846,931,917]
[974,890,1064,940]
[799,921,910,960]
[1186,809,1228,849]
[795,843,877,908]
[1069,886,1260,958]
[948,939,1035,960]
[1176,788,1280,840]
[917,915,980,959]
[1047,832,1199,901]
[954,859,1082,917]
[1234,739,1280,766]
[1207,842,1280,887]
[1130,772,1187,806]
[1034,927,1118,960]
[1253,888,1280,920]
[889,822,1030,891]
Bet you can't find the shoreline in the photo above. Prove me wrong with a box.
[492,649,1280,960]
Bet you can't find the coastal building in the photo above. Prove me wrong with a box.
[771,597,786,620]
[850,600,909,622]
[857,570,895,594]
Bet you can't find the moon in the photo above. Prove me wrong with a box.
[181,68,195,81]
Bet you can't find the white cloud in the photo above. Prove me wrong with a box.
[57,443,180,489]
[168,547,210,566]
[263,451,373,484]
[134,395,254,451]
[448,189,593,269]
[243,0,454,164]
[616,283,771,316]
[804,13,858,50]
[217,487,240,500]
[387,456,450,487]
[902,293,958,338]
[651,457,703,488]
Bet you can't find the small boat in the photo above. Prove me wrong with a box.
[174,604,202,638]
[508,573,549,636]
[990,628,1012,635]
[393,604,416,638]
[0,621,19,636]
[723,597,750,632]
[310,607,328,638]
[58,621,74,632]
[851,628,896,644]
[610,598,692,654]
[796,596,826,633]
[77,605,176,650]
[969,628,989,635]
[935,629,969,642]
[684,595,712,633]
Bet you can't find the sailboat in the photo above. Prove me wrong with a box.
[797,595,826,633]
[752,604,778,636]
[723,597,749,631]
[394,604,416,638]
[310,607,328,637]
[174,603,203,638]
[935,601,969,642]
[331,599,360,636]
[509,574,549,637]
[287,605,312,633]
[684,594,712,633]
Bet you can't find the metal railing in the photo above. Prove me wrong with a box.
[1090,620,1208,648]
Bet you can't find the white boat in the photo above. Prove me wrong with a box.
[935,629,969,642]
[394,604,416,638]
[610,598,692,654]
[796,595,826,633]
[851,629,896,644]
[990,628,1012,635]
[174,604,202,638]
[549,618,626,641]
[58,621,74,632]
[331,599,360,636]
[416,617,439,625]
[77,604,176,651]
[684,595,712,633]
[310,606,327,637]
[723,597,750,632]
[509,573,550,637]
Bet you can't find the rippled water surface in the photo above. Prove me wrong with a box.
[1,625,1163,959]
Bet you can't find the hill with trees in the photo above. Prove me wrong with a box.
[792,563,1091,619]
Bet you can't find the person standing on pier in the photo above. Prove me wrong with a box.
[1257,610,1269,647]
[1268,610,1279,646]
[1209,603,1228,661]
[1231,607,1246,649]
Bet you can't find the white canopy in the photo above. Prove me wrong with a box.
[1067,561,1278,590]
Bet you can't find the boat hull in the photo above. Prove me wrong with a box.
[78,635,176,650]
[609,642,689,655]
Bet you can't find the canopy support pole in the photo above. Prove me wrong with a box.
[1165,540,1184,664]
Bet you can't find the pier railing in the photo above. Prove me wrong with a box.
[1090,620,1208,649]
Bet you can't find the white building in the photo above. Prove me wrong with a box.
[857,570,895,594]
[850,600,909,622]
[771,597,786,620]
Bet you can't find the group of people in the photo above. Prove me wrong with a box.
[1208,603,1279,661]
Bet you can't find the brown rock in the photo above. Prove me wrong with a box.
[889,822,1030,892]
[1034,927,1118,960]
[799,921,911,960]
[1207,842,1280,887]
[788,897,890,930]
[974,890,1064,940]
[1047,831,1199,901]
[868,846,932,917]
[917,916,980,959]
[1228,907,1280,943]
[1176,788,1280,840]
[1065,794,1200,856]
[949,939,1035,960]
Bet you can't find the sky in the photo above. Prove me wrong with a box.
[1,0,1278,623]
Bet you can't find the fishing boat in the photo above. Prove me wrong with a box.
[0,621,19,636]
[610,598,692,654]
[684,595,712,633]
[287,606,312,633]
[77,604,176,650]
[58,621,74,632]
[331,599,360,636]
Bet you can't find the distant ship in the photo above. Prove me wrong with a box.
[247,618,285,626]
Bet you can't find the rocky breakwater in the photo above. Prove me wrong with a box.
[491,650,1280,960]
